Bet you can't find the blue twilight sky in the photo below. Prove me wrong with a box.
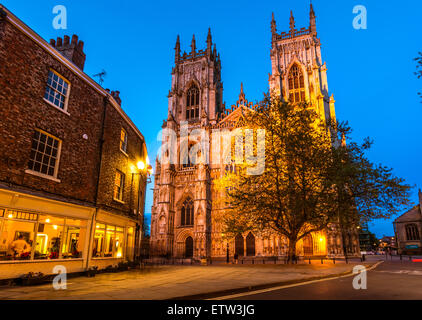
[2,0,421,238]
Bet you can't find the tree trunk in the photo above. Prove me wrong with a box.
[287,237,297,264]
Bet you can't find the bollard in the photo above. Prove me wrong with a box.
[309,258,311,264]
[252,259,254,265]
[321,258,323,264]
[345,257,348,264]
[263,259,265,264]
[333,257,336,264]
[400,254,402,261]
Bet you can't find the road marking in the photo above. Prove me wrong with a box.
[209,261,384,300]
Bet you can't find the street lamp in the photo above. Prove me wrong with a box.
[130,159,153,260]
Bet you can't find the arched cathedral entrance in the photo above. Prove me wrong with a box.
[185,236,193,258]
[246,233,255,256]
[235,234,244,256]
[303,234,314,256]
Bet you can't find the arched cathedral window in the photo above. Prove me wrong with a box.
[181,198,194,226]
[186,85,200,120]
[288,64,306,103]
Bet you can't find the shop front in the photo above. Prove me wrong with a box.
[0,188,137,280]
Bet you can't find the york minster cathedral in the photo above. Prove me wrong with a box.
[150,5,360,259]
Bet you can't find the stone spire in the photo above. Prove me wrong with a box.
[206,27,212,51]
[310,2,317,35]
[191,34,196,57]
[175,35,180,63]
[289,10,295,33]
[271,12,277,34]
[239,82,245,101]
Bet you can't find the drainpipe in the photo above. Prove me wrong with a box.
[85,95,108,271]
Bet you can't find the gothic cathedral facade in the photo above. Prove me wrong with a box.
[150,5,360,259]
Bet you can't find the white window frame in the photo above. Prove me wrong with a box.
[25,129,62,182]
[120,128,128,155]
[113,170,125,203]
[43,69,71,115]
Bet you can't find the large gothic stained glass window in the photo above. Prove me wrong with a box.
[181,198,194,226]
[186,85,200,120]
[288,64,306,103]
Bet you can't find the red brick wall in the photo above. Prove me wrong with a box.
[0,18,146,218]
[96,101,147,217]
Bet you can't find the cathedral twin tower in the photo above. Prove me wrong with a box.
[150,5,359,259]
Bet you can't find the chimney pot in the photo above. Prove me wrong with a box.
[54,34,86,71]
[50,39,56,47]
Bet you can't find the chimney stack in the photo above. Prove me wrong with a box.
[111,91,122,106]
[49,34,86,70]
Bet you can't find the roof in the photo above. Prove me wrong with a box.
[0,5,146,149]
[394,205,422,223]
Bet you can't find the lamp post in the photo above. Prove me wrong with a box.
[130,160,153,260]
[226,242,229,264]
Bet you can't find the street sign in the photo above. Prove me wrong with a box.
[406,245,419,249]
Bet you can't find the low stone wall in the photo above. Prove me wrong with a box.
[0,259,85,280]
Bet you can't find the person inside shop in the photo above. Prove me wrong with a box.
[10,235,31,259]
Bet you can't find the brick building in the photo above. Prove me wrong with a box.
[0,6,149,279]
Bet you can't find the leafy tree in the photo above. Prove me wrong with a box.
[415,52,422,101]
[215,94,412,263]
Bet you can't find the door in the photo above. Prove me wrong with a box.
[235,233,244,256]
[185,236,193,258]
[246,232,255,256]
[303,235,314,256]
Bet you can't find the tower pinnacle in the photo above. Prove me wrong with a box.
[310,3,317,35]
[289,10,295,33]
[175,35,180,63]
[191,34,196,57]
[271,12,277,34]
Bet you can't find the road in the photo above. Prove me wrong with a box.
[217,257,422,300]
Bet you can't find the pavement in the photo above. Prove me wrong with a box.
[0,261,368,300]
[215,256,422,300]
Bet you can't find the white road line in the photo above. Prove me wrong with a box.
[209,261,384,300]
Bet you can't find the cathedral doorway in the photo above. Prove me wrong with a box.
[235,234,244,256]
[303,234,314,256]
[185,236,193,258]
[246,232,255,256]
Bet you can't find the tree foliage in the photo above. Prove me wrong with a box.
[215,94,412,262]
[415,52,422,101]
